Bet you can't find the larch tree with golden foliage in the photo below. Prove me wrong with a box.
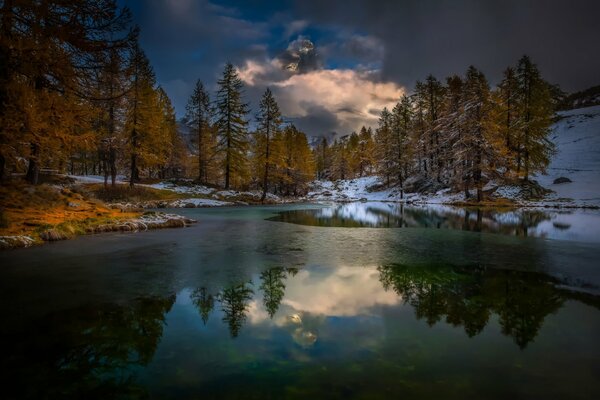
[254,88,283,202]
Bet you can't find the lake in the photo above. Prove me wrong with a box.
[1,203,599,399]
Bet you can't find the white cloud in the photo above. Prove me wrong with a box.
[237,59,405,134]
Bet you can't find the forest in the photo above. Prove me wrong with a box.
[0,1,557,203]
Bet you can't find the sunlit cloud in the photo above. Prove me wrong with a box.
[237,58,405,135]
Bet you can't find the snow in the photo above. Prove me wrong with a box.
[169,198,232,207]
[67,174,127,183]
[307,176,398,202]
[63,106,600,209]
[532,105,600,207]
[308,106,600,208]
[149,182,215,195]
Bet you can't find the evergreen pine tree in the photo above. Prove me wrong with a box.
[515,55,555,181]
[215,63,249,189]
[185,79,212,183]
[255,88,282,201]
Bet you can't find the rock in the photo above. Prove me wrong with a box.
[67,202,80,208]
[40,229,69,241]
[184,202,196,208]
[553,177,572,184]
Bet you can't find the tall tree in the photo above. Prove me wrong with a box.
[515,55,555,181]
[356,126,375,177]
[390,95,413,198]
[255,88,282,202]
[125,43,157,187]
[215,63,249,189]
[497,67,519,176]
[423,75,446,182]
[459,66,498,201]
[185,80,212,183]
[375,107,394,186]
[1,0,134,184]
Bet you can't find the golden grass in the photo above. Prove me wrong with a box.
[0,182,138,240]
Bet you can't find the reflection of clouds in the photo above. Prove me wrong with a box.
[282,266,400,317]
[247,266,399,327]
[246,299,270,324]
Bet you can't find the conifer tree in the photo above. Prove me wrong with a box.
[1,0,134,184]
[497,67,519,176]
[514,56,555,180]
[423,75,446,182]
[375,108,394,186]
[459,66,498,201]
[357,126,375,177]
[125,43,157,186]
[390,95,413,198]
[440,75,465,191]
[215,63,249,189]
[185,80,212,183]
[255,88,283,201]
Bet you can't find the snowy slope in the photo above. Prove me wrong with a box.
[309,105,600,207]
[534,105,600,206]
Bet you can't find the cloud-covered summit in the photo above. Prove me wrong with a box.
[237,37,404,138]
[124,0,600,138]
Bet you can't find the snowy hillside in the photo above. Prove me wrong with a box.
[309,105,600,207]
[534,105,600,206]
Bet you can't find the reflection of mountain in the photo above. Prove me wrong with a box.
[2,295,175,398]
[377,263,593,348]
[270,203,554,237]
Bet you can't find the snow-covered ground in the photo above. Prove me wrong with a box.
[533,105,600,206]
[308,106,600,208]
[63,105,599,209]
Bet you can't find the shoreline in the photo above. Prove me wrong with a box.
[0,211,196,250]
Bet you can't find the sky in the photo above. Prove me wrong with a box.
[121,0,600,138]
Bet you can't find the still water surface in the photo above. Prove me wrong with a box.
[0,203,599,399]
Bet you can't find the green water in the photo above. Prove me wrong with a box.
[0,204,599,399]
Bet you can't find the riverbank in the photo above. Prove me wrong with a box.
[0,183,196,250]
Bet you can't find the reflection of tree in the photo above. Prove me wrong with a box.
[218,282,254,338]
[269,205,555,238]
[3,295,175,398]
[378,263,570,348]
[484,271,564,348]
[259,268,287,318]
[191,287,215,325]
[259,267,298,318]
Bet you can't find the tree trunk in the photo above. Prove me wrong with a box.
[26,143,40,185]
[0,153,5,183]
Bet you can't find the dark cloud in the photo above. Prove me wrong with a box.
[290,103,340,136]
[292,0,600,91]
[121,0,600,138]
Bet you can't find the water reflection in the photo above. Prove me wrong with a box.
[268,202,600,241]
[184,265,598,347]
[378,264,566,348]
[3,264,599,399]
[190,287,215,325]
[2,295,175,399]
